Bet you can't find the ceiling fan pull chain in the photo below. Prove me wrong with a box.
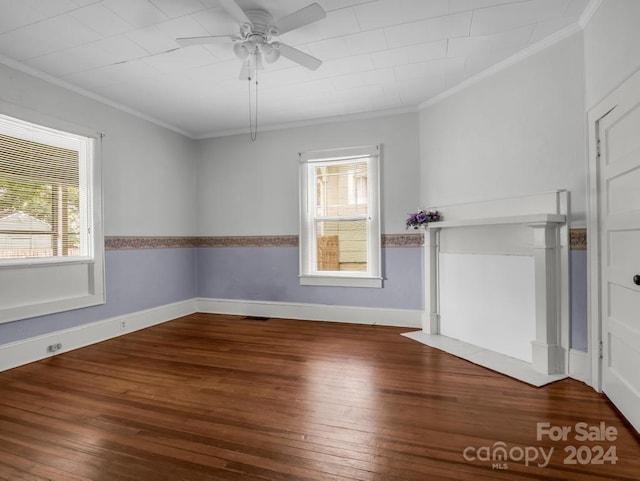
[254,70,259,141]
[249,67,258,142]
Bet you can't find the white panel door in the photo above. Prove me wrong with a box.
[598,72,640,432]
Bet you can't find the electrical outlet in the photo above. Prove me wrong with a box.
[120,320,126,331]
[47,343,62,353]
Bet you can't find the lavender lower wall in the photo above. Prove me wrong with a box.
[0,248,198,345]
[0,242,589,353]
[196,245,589,350]
[197,246,423,310]
[570,250,588,351]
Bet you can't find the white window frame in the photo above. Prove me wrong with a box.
[299,144,382,288]
[0,108,105,323]
[0,115,93,264]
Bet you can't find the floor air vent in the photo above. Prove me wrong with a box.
[242,316,270,321]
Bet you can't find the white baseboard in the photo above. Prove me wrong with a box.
[0,299,197,373]
[196,298,422,328]
[1,298,421,373]
[402,331,567,387]
[568,348,591,384]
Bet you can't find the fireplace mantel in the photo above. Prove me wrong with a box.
[428,213,566,229]
[412,191,570,385]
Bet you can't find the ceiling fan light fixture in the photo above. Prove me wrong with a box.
[264,42,281,63]
[233,42,250,59]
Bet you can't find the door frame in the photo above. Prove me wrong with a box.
[586,69,640,392]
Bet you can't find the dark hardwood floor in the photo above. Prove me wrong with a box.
[0,313,638,481]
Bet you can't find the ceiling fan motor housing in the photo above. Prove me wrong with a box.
[234,9,281,63]
[245,10,276,38]
[177,2,324,72]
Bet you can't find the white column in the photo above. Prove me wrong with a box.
[422,227,440,334]
[529,222,564,374]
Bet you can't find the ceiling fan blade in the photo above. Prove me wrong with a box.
[272,3,326,35]
[176,35,238,47]
[278,43,322,70]
[219,0,252,26]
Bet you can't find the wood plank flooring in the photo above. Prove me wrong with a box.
[0,313,638,481]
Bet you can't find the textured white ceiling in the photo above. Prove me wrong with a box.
[0,0,591,138]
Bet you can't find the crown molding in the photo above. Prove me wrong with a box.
[0,54,195,139]
[420,0,605,112]
[0,52,417,141]
[0,0,604,140]
[196,105,419,140]
[579,0,604,28]
[420,23,582,111]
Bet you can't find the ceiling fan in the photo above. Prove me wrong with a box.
[176,0,327,79]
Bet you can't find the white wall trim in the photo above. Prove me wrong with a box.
[568,349,591,384]
[585,70,634,392]
[403,331,567,387]
[197,106,419,140]
[1,298,420,373]
[196,298,422,328]
[579,0,604,28]
[420,25,582,111]
[586,69,640,394]
[0,51,416,141]
[0,0,600,143]
[0,299,197,373]
[0,54,193,139]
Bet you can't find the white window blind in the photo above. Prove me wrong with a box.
[299,145,381,288]
[0,114,93,261]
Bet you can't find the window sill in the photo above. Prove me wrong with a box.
[0,253,105,324]
[0,256,94,269]
[299,275,382,288]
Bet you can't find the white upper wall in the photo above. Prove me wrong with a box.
[196,112,421,236]
[419,33,586,224]
[0,63,197,237]
[583,0,640,108]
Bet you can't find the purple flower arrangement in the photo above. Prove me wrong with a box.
[406,209,441,229]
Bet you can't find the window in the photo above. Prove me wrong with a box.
[0,112,104,323]
[0,114,93,261]
[299,145,381,288]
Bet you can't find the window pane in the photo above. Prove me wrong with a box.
[0,129,83,260]
[0,234,52,258]
[316,219,368,272]
[0,178,53,225]
[315,161,368,217]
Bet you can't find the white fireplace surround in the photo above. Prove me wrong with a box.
[404,191,570,386]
